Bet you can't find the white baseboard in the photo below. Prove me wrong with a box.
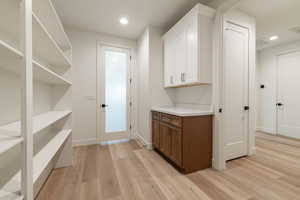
[212,157,226,171]
[72,138,99,147]
[256,127,276,135]
[100,139,130,145]
[133,133,152,149]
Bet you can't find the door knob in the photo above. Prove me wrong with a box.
[244,106,249,111]
[101,104,108,108]
[276,103,283,106]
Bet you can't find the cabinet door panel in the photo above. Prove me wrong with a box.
[185,15,199,83]
[173,24,186,85]
[170,128,182,167]
[164,36,175,87]
[159,123,172,157]
[152,119,160,149]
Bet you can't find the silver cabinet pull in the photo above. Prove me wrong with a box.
[181,73,186,82]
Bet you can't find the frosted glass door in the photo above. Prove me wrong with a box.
[104,50,128,133]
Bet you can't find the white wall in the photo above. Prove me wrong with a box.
[137,27,151,144]
[137,26,175,145]
[175,86,212,105]
[256,40,300,134]
[66,27,137,146]
[149,27,175,107]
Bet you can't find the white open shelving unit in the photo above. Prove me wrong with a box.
[0,111,72,135]
[2,129,72,196]
[0,0,73,199]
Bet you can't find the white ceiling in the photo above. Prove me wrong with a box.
[52,0,220,40]
[237,0,300,50]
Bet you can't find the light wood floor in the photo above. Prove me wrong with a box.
[36,133,300,200]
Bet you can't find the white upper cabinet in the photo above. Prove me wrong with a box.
[163,4,215,88]
[164,33,175,87]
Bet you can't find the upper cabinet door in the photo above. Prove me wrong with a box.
[174,22,186,85]
[185,14,199,84]
[163,3,215,88]
[164,35,175,87]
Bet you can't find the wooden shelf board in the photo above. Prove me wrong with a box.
[33,12,72,69]
[2,129,71,194]
[0,111,72,136]
[33,0,72,51]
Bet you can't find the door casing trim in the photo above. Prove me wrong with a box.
[96,41,134,143]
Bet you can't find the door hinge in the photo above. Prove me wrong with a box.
[130,55,132,60]
[130,124,132,130]
[130,78,132,84]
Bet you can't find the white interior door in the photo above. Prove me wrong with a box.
[277,51,300,139]
[98,45,131,142]
[223,22,249,161]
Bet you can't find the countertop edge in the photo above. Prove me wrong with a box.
[151,108,214,117]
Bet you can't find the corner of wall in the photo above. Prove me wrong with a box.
[132,132,153,149]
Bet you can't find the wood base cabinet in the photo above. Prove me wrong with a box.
[152,111,212,173]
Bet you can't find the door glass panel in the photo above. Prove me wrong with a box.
[105,50,127,133]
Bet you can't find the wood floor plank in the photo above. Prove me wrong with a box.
[256,131,300,148]
[129,139,142,150]
[113,161,144,200]
[36,135,300,200]
[64,146,86,184]
[196,169,253,200]
[134,149,179,178]
[82,145,98,182]
[233,158,284,179]
[97,145,122,200]
[135,177,168,200]
[80,179,100,200]
[188,172,237,200]
[35,168,66,200]
[167,174,212,200]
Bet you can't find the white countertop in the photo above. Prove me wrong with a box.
[151,106,214,117]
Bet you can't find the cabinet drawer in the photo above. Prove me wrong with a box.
[160,113,182,127]
[152,111,160,120]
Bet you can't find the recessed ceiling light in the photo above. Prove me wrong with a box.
[120,17,128,25]
[269,35,278,41]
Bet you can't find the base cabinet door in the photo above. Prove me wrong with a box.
[159,123,172,157]
[170,128,182,167]
[152,120,160,149]
[152,111,212,173]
